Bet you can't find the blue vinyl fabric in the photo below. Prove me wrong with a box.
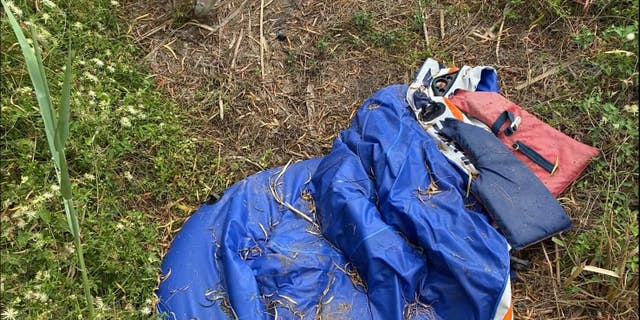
[157,85,511,319]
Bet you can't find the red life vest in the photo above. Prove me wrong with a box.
[450,90,600,197]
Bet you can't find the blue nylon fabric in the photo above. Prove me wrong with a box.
[477,69,499,92]
[157,159,372,319]
[438,119,572,251]
[157,85,511,320]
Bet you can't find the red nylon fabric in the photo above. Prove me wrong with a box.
[450,90,600,197]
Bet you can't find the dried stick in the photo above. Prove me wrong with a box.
[259,0,265,80]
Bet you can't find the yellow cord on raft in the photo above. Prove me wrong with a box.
[551,156,559,175]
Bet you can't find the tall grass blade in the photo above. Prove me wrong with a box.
[30,25,56,137]
[57,148,76,237]
[2,1,58,162]
[58,49,74,147]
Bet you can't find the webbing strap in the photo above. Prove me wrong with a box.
[491,111,518,136]
[512,141,558,174]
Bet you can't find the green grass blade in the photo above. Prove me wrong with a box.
[1,0,58,160]
[58,149,76,237]
[30,25,58,152]
[57,49,74,147]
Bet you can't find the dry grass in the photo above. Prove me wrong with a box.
[122,0,637,318]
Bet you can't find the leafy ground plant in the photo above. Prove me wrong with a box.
[2,0,95,317]
[1,1,224,318]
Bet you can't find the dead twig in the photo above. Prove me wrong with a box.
[515,59,578,90]
[184,0,247,35]
[416,0,429,46]
[542,244,563,317]
[259,0,265,80]
[230,28,244,69]
[495,14,505,64]
[227,155,264,170]
[269,161,318,228]
[439,9,445,39]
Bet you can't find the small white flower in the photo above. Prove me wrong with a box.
[50,184,60,192]
[126,105,139,114]
[33,237,45,249]
[88,90,96,98]
[115,222,125,230]
[24,211,37,220]
[42,13,50,23]
[24,290,36,300]
[626,32,635,41]
[16,218,27,229]
[6,1,23,17]
[83,173,96,180]
[95,297,106,310]
[106,65,116,73]
[42,192,54,199]
[35,26,52,41]
[73,22,83,30]
[41,0,57,8]
[139,306,151,315]
[83,71,99,83]
[624,104,638,114]
[17,87,33,94]
[1,307,18,320]
[35,271,50,281]
[64,243,75,254]
[120,117,132,127]
[110,0,119,6]
[124,171,134,180]
[90,58,104,68]
[20,176,29,184]
[36,292,48,302]
[78,59,86,66]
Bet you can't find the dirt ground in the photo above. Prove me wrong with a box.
[124,0,636,318]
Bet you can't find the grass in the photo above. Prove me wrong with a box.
[509,0,638,316]
[532,89,638,314]
[351,10,411,49]
[1,0,224,318]
[1,0,638,319]
[2,0,95,316]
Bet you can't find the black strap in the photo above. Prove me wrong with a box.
[512,141,557,174]
[491,111,518,136]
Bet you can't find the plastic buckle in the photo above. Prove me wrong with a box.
[510,116,522,132]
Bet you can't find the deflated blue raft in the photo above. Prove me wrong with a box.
[157,85,512,319]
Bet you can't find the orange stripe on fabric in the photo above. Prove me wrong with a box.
[502,303,514,320]
[443,97,464,121]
